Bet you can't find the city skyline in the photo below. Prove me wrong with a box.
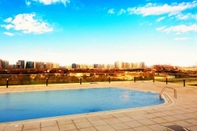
[1,0,197,67]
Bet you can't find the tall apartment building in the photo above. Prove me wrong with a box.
[0,59,2,69]
[16,60,26,69]
[122,62,131,69]
[79,64,88,69]
[35,62,45,69]
[1,60,9,68]
[46,62,53,69]
[53,63,59,68]
[115,61,122,69]
[26,61,35,68]
[87,64,94,69]
[136,62,145,69]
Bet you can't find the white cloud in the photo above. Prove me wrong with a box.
[4,17,12,23]
[156,26,166,31]
[31,0,70,6]
[26,1,31,6]
[2,13,53,34]
[108,8,115,14]
[127,1,197,16]
[4,32,14,36]
[118,9,126,15]
[156,16,165,22]
[4,24,14,30]
[174,37,188,40]
[157,24,197,33]
[176,13,197,20]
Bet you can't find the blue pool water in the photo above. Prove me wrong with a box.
[0,87,164,123]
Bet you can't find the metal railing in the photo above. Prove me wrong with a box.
[159,86,177,99]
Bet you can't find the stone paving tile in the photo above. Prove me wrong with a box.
[187,125,197,130]
[0,124,5,131]
[57,118,73,125]
[72,118,88,123]
[173,114,189,120]
[174,120,193,127]
[90,119,108,126]
[125,121,143,128]
[23,129,41,131]
[117,129,135,131]
[41,126,59,131]
[59,123,77,131]
[104,118,121,125]
[95,125,115,131]
[23,122,40,130]
[137,119,156,125]
[151,112,167,117]
[86,116,101,122]
[112,113,126,118]
[151,117,168,123]
[144,114,157,119]
[133,126,153,131]
[184,113,197,118]
[129,115,145,121]
[41,120,57,127]
[79,127,97,131]
[162,116,179,122]
[3,124,23,131]
[99,114,114,119]
[117,116,133,122]
[185,119,197,125]
[161,111,175,116]
[145,109,159,114]
[75,121,93,129]
[148,124,166,131]
[110,122,130,130]
[159,122,176,127]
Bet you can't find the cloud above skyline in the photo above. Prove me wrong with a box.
[3,32,14,36]
[26,0,70,6]
[1,13,53,35]
[156,16,165,22]
[108,8,115,14]
[157,24,197,33]
[127,1,197,16]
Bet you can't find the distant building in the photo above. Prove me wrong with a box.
[46,62,53,69]
[53,63,59,68]
[87,64,94,69]
[35,62,45,69]
[136,62,145,69]
[94,64,99,69]
[9,64,17,68]
[72,63,77,69]
[0,59,2,69]
[0,59,10,69]
[122,62,130,69]
[16,60,26,69]
[2,60,9,68]
[26,61,35,69]
[153,65,175,72]
[115,61,122,69]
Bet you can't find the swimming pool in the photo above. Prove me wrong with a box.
[0,87,164,123]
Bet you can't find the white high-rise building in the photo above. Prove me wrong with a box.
[115,61,122,69]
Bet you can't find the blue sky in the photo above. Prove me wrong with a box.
[0,0,197,67]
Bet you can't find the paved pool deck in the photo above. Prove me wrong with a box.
[0,81,197,131]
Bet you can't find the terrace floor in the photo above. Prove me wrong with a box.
[0,81,197,131]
